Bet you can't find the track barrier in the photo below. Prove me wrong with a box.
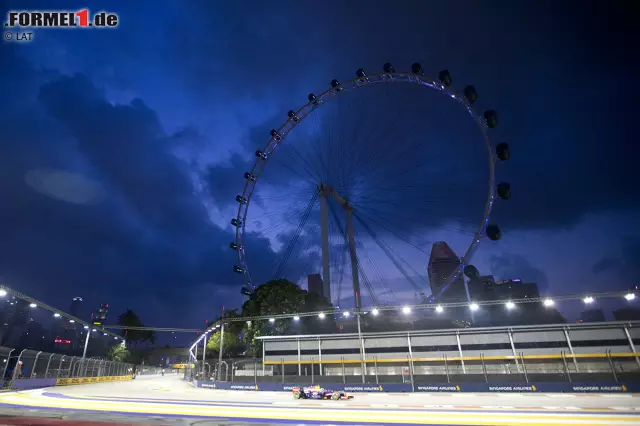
[194,380,640,393]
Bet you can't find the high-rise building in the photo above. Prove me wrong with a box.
[0,296,29,346]
[427,242,466,302]
[613,307,640,321]
[93,303,109,325]
[469,277,540,301]
[579,308,606,323]
[70,297,83,319]
[307,274,325,300]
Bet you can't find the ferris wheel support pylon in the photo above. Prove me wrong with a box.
[319,186,331,304]
[320,183,367,383]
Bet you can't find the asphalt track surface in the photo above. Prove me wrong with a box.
[1,375,639,425]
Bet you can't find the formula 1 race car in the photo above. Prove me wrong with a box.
[292,385,352,400]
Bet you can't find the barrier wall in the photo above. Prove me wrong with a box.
[12,378,57,391]
[194,380,640,393]
[56,375,134,386]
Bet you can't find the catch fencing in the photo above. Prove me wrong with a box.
[185,351,640,388]
[1,346,137,390]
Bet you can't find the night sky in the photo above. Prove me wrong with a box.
[1,0,638,343]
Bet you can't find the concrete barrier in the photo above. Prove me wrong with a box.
[194,381,640,393]
[12,378,57,391]
[56,375,133,386]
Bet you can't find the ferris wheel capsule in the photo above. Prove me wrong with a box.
[463,85,477,104]
[231,218,242,227]
[484,110,498,128]
[486,224,501,241]
[287,110,300,122]
[308,93,318,104]
[270,129,282,141]
[233,265,245,274]
[496,143,510,161]
[356,68,367,78]
[497,182,511,200]
[383,62,395,73]
[411,62,424,76]
[230,242,239,250]
[331,79,342,91]
[244,172,256,181]
[235,194,247,204]
[438,70,452,86]
[255,150,267,159]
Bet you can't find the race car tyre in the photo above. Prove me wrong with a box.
[293,391,302,400]
[331,392,340,400]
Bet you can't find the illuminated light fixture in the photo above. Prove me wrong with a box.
[29,303,37,308]
[625,293,636,301]
[505,301,515,310]
[402,306,411,314]
[0,289,7,297]
[435,305,444,313]
[318,313,325,319]
[543,299,554,307]
[371,308,379,316]
[269,318,275,323]
[114,337,118,340]
[469,303,479,311]
[83,325,89,329]
[53,313,61,318]
[103,332,107,336]
[92,328,97,332]
[69,320,75,323]
[54,338,71,344]
[343,311,350,317]
[583,296,594,304]
[293,316,300,321]
[246,320,251,325]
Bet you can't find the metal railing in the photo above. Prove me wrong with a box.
[185,352,640,387]
[1,345,136,389]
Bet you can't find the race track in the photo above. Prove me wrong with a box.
[1,376,639,425]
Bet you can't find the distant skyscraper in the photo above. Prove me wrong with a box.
[470,278,540,302]
[70,297,83,319]
[307,274,325,300]
[427,242,466,302]
[613,307,640,321]
[580,308,606,323]
[93,303,109,325]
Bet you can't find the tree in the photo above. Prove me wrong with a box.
[240,279,335,356]
[106,343,130,362]
[117,309,146,346]
[206,329,240,357]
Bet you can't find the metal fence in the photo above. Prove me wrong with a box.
[185,352,640,386]
[1,346,137,389]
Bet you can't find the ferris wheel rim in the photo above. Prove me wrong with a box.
[233,70,497,292]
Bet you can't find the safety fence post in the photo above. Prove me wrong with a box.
[374,356,379,384]
[341,357,346,385]
[310,357,314,384]
[480,353,488,383]
[520,352,529,383]
[444,354,450,384]
[561,351,572,383]
[606,350,618,383]
[2,349,14,380]
[44,353,54,378]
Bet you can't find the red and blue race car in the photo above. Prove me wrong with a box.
[292,385,352,400]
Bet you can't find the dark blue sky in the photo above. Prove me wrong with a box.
[1,0,638,339]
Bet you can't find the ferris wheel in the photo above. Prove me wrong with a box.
[229,62,510,309]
